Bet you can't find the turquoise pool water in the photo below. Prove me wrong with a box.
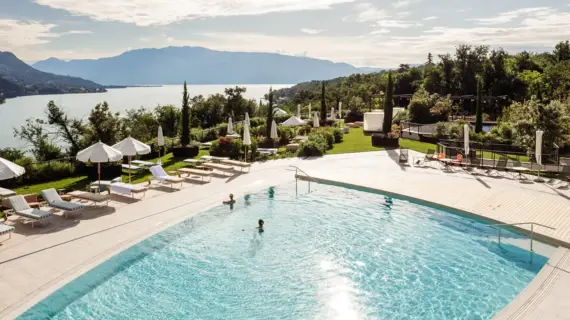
[20,183,547,320]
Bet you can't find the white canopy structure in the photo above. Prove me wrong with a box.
[76,141,123,192]
[113,137,151,182]
[0,157,25,181]
[227,117,234,134]
[281,116,307,127]
[274,108,288,116]
[364,110,384,132]
[245,112,251,126]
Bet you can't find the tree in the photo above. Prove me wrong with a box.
[554,41,570,62]
[266,87,274,138]
[86,102,121,145]
[320,81,327,121]
[155,105,180,138]
[46,101,83,155]
[383,72,394,134]
[438,54,455,94]
[13,118,62,160]
[475,78,483,133]
[181,81,191,146]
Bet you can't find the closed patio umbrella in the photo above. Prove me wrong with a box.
[308,103,312,119]
[535,130,544,182]
[331,108,336,121]
[113,137,151,183]
[227,117,234,134]
[157,126,164,165]
[339,102,342,119]
[270,120,279,148]
[313,112,320,128]
[297,104,301,118]
[464,124,470,156]
[76,141,123,193]
[245,112,251,126]
[243,123,251,162]
[0,157,25,181]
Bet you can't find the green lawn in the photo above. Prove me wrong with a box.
[10,130,530,195]
[328,127,385,154]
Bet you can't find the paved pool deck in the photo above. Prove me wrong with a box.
[1,150,569,319]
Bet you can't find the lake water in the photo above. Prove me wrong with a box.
[0,84,291,148]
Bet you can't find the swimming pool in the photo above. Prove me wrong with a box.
[20,183,547,320]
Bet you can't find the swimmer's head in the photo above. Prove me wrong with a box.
[229,193,234,200]
[258,219,264,227]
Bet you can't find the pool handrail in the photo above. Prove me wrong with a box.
[488,222,556,254]
[290,166,318,194]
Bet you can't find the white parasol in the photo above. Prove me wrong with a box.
[76,141,123,193]
[157,126,164,165]
[313,112,320,128]
[245,112,251,126]
[0,157,25,181]
[227,117,234,134]
[339,102,342,119]
[112,137,151,183]
[308,103,312,119]
[464,124,470,156]
[297,104,301,118]
[243,123,251,162]
[331,108,336,121]
[535,130,544,182]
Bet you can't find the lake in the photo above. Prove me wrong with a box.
[0,84,291,148]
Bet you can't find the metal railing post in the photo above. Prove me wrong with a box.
[295,168,298,196]
[530,224,534,253]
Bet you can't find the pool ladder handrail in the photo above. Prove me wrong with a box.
[290,166,318,195]
[488,222,555,253]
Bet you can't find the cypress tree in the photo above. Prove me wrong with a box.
[382,72,394,134]
[475,79,483,133]
[266,87,274,138]
[181,81,190,146]
[320,81,327,121]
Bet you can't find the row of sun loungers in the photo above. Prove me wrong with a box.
[415,149,570,188]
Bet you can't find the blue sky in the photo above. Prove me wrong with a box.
[1,0,569,67]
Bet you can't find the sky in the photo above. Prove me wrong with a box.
[1,0,570,67]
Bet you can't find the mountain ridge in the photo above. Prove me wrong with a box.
[0,51,105,99]
[33,46,380,86]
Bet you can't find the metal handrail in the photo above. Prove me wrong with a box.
[290,165,318,194]
[488,222,556,254]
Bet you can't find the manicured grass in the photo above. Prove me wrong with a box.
[328,127,385,154]
[14,175,89,195]
[398,139,435,154]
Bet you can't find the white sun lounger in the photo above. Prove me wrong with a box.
[41,188,85,218]
[110,182,148,198]
[202,162,235,176]
[131,160,156,167]
[149,165,184,189]
[0,187,16,199]
[122,164,141,171]
[0,223,15,240]
[177,168,213,182]
[68,191,110,206]
[7,195,53,228]
[200,155,230,163]
[220,159,251,172]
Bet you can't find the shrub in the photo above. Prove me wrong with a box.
[249,117,266,128]
[497,122,514,141]
[392,110,408,124]
[278,126,295,145]
[331,128,343,143]
[210,137,257,160]
[9,157,76,186]
[298,134,328,157]
[448,124,462,139]
[311,129,334,149]
[345,110,364,122]
[434,122,447,138]
[297,125,312,136]
[389,124,401,139]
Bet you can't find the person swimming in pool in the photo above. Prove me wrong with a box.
[223,194,235,205]
[257,219,264,233]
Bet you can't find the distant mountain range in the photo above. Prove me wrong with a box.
[0,51,105,99]
[32,46,380,86]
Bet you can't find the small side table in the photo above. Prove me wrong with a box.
[89,186,100,194]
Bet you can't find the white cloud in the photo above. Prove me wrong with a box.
[300,28,326,34]
[62,30,93,35]
[397,11,412,18]
[423,16,438,21]
[469,7,549,25]
[374,20,418,28]
[0,19,58,47]
[354,2,389,22]
[392,0,422,9]
[33,0,356,26]
[370,29,390,35]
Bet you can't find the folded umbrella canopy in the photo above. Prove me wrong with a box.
[0,157,25,181]
[113,137,151,183]
[76,141,123,193]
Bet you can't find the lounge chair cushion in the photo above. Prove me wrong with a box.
[0,223,14,235]
[110,182,147,195]
[150,165,184,184]
[14,208,53,220]
[0,187,16,198]
[68,191,110,203]
[220,160,251,167]
[202,163,234,171]
[8,195,31,212]
[178,168,213,176]
[50,201,84,211]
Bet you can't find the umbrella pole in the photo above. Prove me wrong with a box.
[98,162,101,194]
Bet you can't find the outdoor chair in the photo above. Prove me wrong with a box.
[547,166,570,189]
[0,223,15,240]
[221,159,252,172]
[202,162,235,176]
[398,148,409,164]
[7,195,53,228]
[486,156,510,178]
[41,188,85,218]
[149,165,184,189]
[415,149,437,167]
